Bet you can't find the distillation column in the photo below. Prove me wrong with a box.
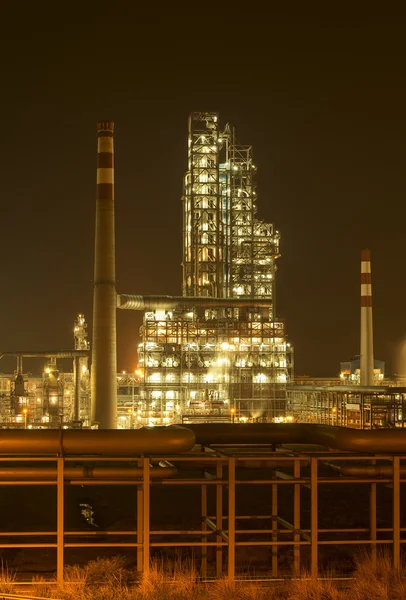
[91,121,117,428]
[360,248,374,386]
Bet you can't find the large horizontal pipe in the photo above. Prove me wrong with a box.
[0,466,177,480]
[117,294,273,311]
[0,427,195,455]
[182,423,406,453]
[0,350,89,359]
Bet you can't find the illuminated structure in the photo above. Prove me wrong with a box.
[0,315,90,427]
[135,113,294,424]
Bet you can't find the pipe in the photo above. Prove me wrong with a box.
[181,423,406,453]
[360,249,374,386]
[0,351,89,359]
[91,121,117,429]
[326,462,406,477]
[0,427,195,455]
[0,466,177,480]
[171,459,308,470]
[117,294,273,311]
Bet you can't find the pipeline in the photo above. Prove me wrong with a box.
[182,423,406,453]
[171,458,308,470]
[0,465,177,480]
[117,294,273,311]
[0,424,406,456]
[0,350,89,359]
[326,462,406,477]
[0,427,195,455]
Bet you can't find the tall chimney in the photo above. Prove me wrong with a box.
[360,249,374,386]
[91,121,117,428]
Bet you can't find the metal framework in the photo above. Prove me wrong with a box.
[287,385,406,429]
[1,445,405,585]
[0,316,90,428]
[137,113,292,425]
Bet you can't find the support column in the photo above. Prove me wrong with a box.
[310,457,318,578]
[216,462,223,577]
[293,459,301,574]
[271,474,278,575]
[137,459,144,572]
[143,457,150,575]
[201,484,207,578]
[56,457,64,588]
[227,457,235,585]
[393,456,400,569]
[369,461,377,569]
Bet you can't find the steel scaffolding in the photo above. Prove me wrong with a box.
[1,447,405,584]
[137,113,293,424]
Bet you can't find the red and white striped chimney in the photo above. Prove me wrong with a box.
[360,249,374,386]
[91,121,117,428]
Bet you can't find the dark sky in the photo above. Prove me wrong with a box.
[1,10,405,377]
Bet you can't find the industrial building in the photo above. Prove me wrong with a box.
[2,116,400,430]
[132,112,294,425]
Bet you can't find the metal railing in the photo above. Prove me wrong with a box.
[0,448,404,584]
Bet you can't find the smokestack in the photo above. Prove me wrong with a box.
[91,121,117,428]
[360,249,374,386]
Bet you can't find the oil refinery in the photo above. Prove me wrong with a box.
[1,113,405,430]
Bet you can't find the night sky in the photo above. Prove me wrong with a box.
[1,11,405,377]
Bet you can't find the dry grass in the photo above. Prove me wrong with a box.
[0,559,17,594]
[349,550,406,600]
[0,551,399,600]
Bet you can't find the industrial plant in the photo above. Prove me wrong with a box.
[121,112,294,426]
[1,113,295,429]
[2,116,406,585]
[1,114,405,430]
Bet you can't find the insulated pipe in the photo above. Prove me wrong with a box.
[360,249,374,386]
[182,423,406,453]
[326,462,406,477]
[0,427,195,455]
[117,294,273,311]
[91,121,117,429]
[0,466,177,480]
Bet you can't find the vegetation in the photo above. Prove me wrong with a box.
[3,552,406,599]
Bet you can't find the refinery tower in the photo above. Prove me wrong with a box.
[121,113,294,425]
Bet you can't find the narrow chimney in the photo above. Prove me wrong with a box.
[360,249,374,386]
[91,121,117,428]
